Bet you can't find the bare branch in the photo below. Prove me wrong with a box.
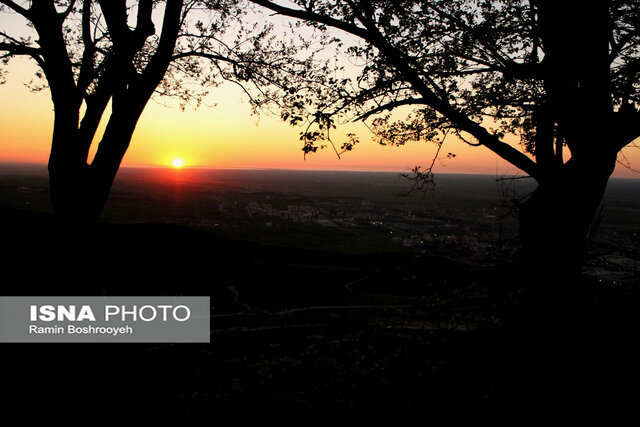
[617,150,640,174]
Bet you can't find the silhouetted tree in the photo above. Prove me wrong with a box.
[248,0,640,284]
[0,0,303,222]
[241,2,640,418]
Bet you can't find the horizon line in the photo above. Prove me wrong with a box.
[0,160,534,178]
[2,160,640,180]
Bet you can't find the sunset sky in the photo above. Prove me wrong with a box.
[1,51,639,178]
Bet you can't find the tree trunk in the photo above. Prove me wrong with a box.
[49,162,101,224]
[507,153,618,423]
[48,161,123,224]
[48,120,132,224]
[519,154,616,303]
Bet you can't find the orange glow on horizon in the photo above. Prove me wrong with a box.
[1,58,639,178]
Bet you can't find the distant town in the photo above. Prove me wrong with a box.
[1,164,638,286]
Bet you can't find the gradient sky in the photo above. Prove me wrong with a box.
[1,54,639,178]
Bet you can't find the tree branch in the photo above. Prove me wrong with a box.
[96,0,128,48]
[353,2,540,178]
[0,30,46,61]
[60,0,77,20]
[250,0,540,179]
[354,98,429,121]
[613,110,640,151]
[77,86,111,161]
[28,0,80,108]
[0,0,30,18]
[134,0,155,39]
[248,0,370,40]
[171,51,238,64]
[77,0,95,95]
[0,41,43,63]
[421,1,513,69]
[137,0,183,90]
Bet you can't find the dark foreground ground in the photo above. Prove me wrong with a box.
[2,206,640,426]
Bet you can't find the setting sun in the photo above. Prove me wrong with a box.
[171,158,184,168]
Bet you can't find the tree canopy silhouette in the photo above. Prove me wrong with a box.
[2,0,639,280]
[248,0,640,277]
[0,0,305,222]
